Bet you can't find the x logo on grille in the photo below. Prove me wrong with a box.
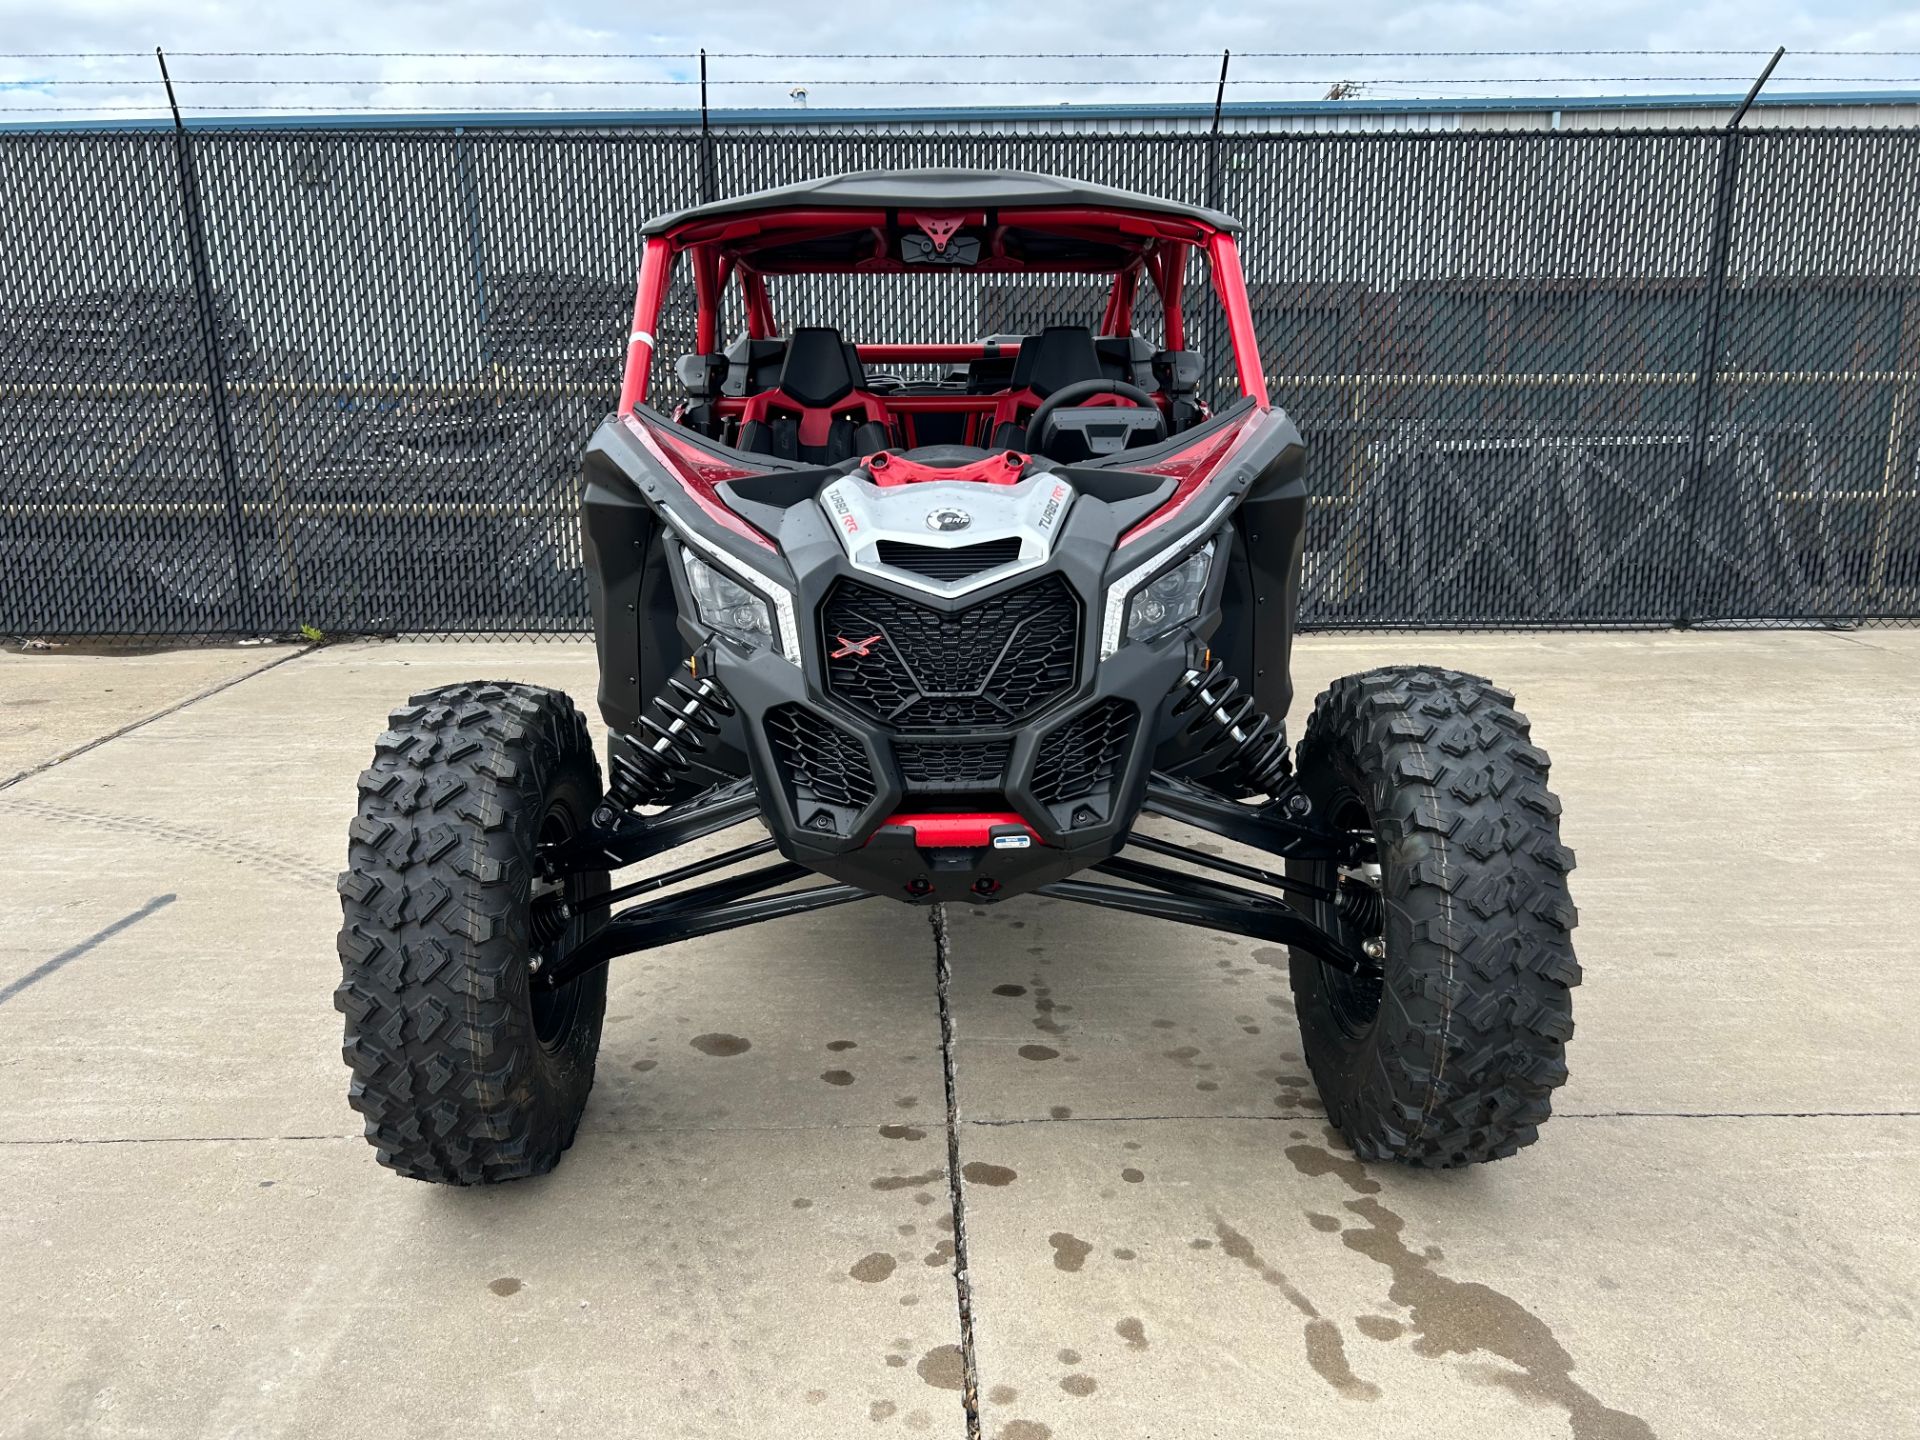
[831,633,884,659]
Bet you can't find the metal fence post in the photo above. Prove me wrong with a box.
[1676,48,1784,626]
[155,47,257,634]
[699,50,717,203]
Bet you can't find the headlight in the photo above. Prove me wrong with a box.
[682,550,779,652]
[1100,540,1216,657]
[1126,547,1212,642]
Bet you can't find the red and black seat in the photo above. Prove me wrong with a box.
[737,327,893,463]
[990,325,1108,449]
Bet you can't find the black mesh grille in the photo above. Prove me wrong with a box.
[822,575,1079,731]
[875,537,1022,581]
[1031,699,1136,805]
[894,738,1012,790]
[764,703,876,810]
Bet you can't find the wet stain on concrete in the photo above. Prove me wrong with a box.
[1336,1195,1656,1439]
[1286,1142,1381,1195]
[1164,1045,1202,1066]
[879,1123,927,1141]
[1150,1018,1176,1029]
[1121,1167,1145,1183]
[916,1344,966,1390]
[997,1421,1051,1439]
[851,1252,897,1283]
[1116,1316,1149,1350]
[1029,973,1066,1035]
[821,1069,856,1086]
[987,1384,1019,1405]
[923,1238,956,1268]
[895,1096,920,1108]
[630,1058,656,1072]
[886,1354,907,1368]
[1049,1232,1093,1272]
[1303,1317,1379,1401]
[1049,1105,1073,1120]
[871,1399,897,1420]
[992,983,1028,996]
[1057,1349,1080,1365]
[1189,1238,1214,1250]
[1355,1314,1405,1341]
[827,1039,858,1051]
[690,1032,751,1056]
[1307,1212,1342,1233]
[1059,1374,1097,1396]
[1111,1247,1137,1261]
[487,1277,522,1297]
[1018,1044,1060,1061]
[962,1161,1017,1186]
[1214,1217,1378,1401]
[793,1197,813,1209]
[873,1167,946,1191]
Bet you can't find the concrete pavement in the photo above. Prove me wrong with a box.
[1,631,1916,1439]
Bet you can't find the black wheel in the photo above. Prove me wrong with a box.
[335,681,609,1184]
[1286,666,1579,1167]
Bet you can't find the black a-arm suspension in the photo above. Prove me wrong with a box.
[1031,773,1378,974]
[532,776,874,990]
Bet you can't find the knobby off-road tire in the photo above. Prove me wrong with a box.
[1287,666,1579,1167]
[335,682,609,1184]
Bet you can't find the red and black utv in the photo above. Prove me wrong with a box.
[337,169,1579,1184]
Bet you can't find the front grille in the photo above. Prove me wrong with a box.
[895,738,1012,791]
[822,575,1079,732]
[875,537,1022,582]
[764,704,876,812]
[1031,699,1136,805]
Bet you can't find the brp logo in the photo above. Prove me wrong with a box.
[925,506,972,533]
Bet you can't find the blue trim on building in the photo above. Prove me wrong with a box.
[5,90,1918,133]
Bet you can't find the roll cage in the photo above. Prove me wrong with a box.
[613,199,1271,435]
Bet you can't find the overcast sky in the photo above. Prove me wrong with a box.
[3,0,1918,120]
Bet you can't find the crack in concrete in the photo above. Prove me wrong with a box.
[930,901,984,1440]
[0,892,176,1007]
[0,643,316,792]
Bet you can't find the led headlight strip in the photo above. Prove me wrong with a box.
[1098,490,1239,659]
[666,523,802,666]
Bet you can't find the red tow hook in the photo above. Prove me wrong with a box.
[873,812,1039,850]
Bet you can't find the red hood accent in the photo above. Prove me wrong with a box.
[865,450,1031,487]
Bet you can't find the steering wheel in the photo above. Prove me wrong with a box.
[1025,378,1165,458]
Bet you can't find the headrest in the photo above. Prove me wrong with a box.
[778,327,863,407]
[1011,325,1103,399]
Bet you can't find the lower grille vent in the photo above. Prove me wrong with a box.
[895,738,1012,791]
[764,704,876,812]
[1031,699,1135,805]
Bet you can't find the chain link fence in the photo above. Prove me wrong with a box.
[2,124,1916,637]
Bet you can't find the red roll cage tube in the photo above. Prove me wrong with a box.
[616,206,1268,415]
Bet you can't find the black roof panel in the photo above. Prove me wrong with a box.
[642,167,1241,236]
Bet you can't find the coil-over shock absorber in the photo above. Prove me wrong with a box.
[604,665,737,814]
[1171,657,1293,797]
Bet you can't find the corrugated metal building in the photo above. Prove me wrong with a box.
[13,91,1920,135]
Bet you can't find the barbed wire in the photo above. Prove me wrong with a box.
[5,48,1920,60]
[9,75,1920,87]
